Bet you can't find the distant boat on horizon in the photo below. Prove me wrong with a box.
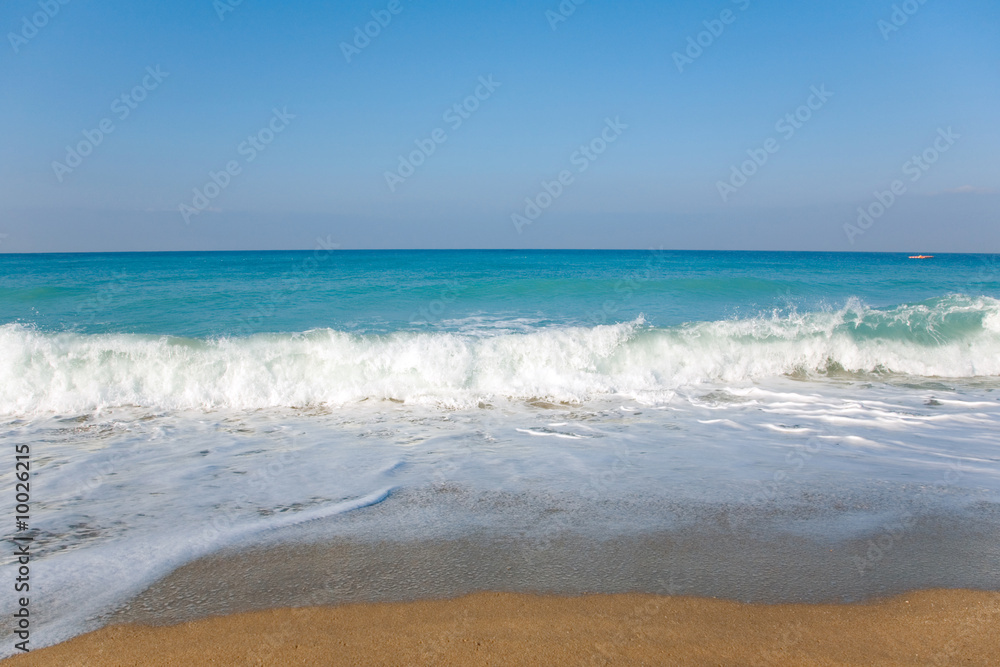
[908,255,934,259]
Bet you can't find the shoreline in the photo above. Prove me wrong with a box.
[7,589,999,665]
[104,507,1000,627]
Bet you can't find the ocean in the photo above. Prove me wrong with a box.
[3,249,1000,653]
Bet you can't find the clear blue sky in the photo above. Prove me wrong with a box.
[1,0,998,252]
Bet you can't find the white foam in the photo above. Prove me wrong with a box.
[3,295,1000,417]
[3,376,1000,656]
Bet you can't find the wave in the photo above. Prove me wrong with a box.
[2,295,999,414]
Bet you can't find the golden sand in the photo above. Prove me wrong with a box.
[6,589,998,666]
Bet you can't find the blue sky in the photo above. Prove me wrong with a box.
[1,0,998,252]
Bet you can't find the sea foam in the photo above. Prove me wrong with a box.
[2,295,998,415]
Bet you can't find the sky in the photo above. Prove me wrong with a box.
[1,0,998,253]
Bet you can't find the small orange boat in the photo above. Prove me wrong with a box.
[908,255,933,259]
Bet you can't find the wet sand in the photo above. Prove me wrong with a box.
[6,589,999,666]
[102,515,1000,627]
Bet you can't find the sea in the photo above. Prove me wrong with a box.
[2,249,1000,653]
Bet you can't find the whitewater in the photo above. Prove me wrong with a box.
[3,296,999,414]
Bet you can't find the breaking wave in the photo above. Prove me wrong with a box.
[3,295,999,414]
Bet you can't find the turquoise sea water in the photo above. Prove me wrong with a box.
[3,250,999,337]
[2,250,1000,653]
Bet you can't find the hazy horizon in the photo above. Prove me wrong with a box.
[2,246,998,256]
[2,0,997,254]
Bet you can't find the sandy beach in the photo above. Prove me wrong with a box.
[6,589,998,666]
